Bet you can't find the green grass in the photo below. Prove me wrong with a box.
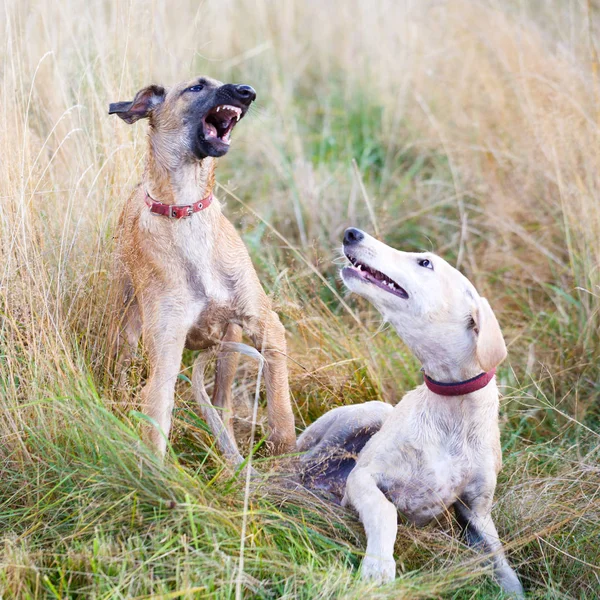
[2,392,598,598]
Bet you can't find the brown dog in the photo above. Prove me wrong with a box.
[108,76,296,464]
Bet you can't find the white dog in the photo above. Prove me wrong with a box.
[297,228,524,597]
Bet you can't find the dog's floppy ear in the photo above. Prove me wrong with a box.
[108,85,166,124]
[471,296,507,371]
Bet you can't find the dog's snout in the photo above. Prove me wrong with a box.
[234,84,256,104]
[344,228,365,245]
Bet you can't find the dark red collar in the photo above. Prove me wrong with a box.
[423,368,496,396]
[144,191,213,219]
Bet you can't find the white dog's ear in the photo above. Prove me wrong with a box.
[471,297,507,371]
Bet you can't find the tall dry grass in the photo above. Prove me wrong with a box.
[1,0,599,597]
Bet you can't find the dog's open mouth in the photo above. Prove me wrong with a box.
[202,105,242,145]
[344,254,409,299]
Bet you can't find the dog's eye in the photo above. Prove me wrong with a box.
[418,258,433,270]
[187,85,204,92]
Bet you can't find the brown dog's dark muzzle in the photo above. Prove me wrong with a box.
[192,82,257,159]
[216,83,256,107]
[233,84,256,104]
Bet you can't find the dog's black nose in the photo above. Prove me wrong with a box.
[234,85,256,104]
[343,227,364,245]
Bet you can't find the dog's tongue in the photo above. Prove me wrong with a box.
[205,122,217,138]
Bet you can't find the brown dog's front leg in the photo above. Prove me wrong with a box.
[140,300,189,457]
[256,311,296,455]
[213,322,243,442]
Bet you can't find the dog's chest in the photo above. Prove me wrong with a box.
[165,219,233,307]
[137,212,259,349]
[138,211,231,303]
[363,391,495,525]
[380,445,472,525]
[178,239,230,304]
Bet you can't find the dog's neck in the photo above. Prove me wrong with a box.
[144,141,216,206]
[423,368,496,396]
[388,319,483,384]
[385,319,497,398]
[419,357,486,386]
[417,354,498,403]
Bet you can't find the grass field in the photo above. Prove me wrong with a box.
[1,0,599,597]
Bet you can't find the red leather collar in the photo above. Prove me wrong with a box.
[144,191,213,219]
[423,368,496,396]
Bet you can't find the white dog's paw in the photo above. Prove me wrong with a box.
[360,555,396,585]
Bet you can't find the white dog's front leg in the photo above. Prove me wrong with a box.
[344,468,397,584]
[455,501,524,598]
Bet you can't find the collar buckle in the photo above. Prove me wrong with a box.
[168,204,193,219]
